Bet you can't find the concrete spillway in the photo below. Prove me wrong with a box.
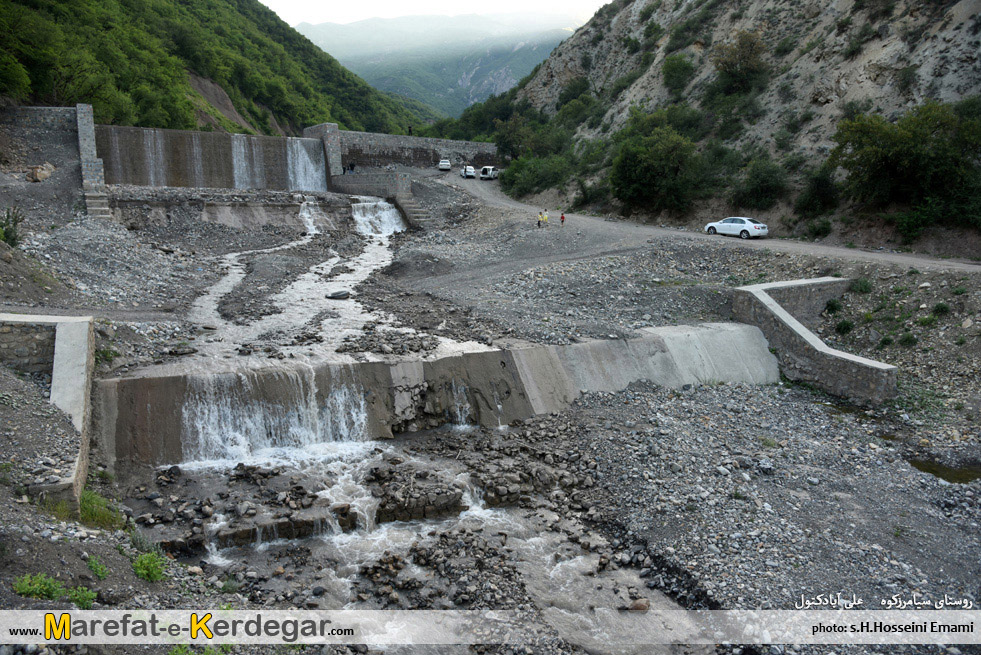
[93,323,778,476]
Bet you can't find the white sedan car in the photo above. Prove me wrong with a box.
[460,165,475,178]
[438,159,451,171]
[704,216,768,239]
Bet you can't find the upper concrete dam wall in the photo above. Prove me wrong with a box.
[93,323,778,476]
[96,126,329,192]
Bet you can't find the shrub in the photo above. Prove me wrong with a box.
[609,127,703,212]
[558,78,591,107]
[830,99,981,240]
[581,52,593,71]
[13,573,64,600]
[662,54,696,95]
[644,21,665,43]
[825,299,842,314]
[87,556,109,580]
[794,166,840,217]
[897,65,917,94]
[952,286,967,295]
[836,320,854,335]
[774,37,795,57]
[932,302,950,316]
[806,218,832,239]
[80,489,126,530]
[608,70,643,99]
[849,277,873,293]
[917,315,937,327]
[731,156,787,210]
[499,155,572,197]
[639,1,660,22]
[132,552,167,582]
[0,207,24,248]
[878,336,893,348]
[899,332,918,347]
[67,586,97,609]
[623,36,642,53]
[711,30,769,93]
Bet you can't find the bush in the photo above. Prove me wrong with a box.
[639,1,660,22]
[608,70,643,99]
[932,302,950,316]
[80,489,126,530]
[774,37,796,57]
[731,156,787,210]
[806,218,832,240]
[836,320,854,335]
[899,332,918,347]
[917,315,937,327]
[609,127,703,212]
[794,166,840,217]
[952,286,967,295]
[0,207,24,248]
[711,30,769,93]
[825,299,842,314]
[13,573,64,600]
[67,586,97,609]
[558,78,591,107]
[87,556,109,580]
[662,54,696,95]
[132,552,167,582]
[499,155,572,197]
[897,66,917,94]
[849,277,873,293]
[831,98,981,240]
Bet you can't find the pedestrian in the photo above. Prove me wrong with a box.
[543,210,549,227]
[537,211,543,229]
[560,212,565,227]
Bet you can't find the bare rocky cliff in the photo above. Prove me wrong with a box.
[517,0,980,153]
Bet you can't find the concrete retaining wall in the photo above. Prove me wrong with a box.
[0,314,95,504]
[93,323,778,475]
[732,278,898,405]
[331,172,411,198]
[303,123,497,171]
[96,126,329,192]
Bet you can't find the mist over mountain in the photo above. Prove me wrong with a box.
[295,14,579,116]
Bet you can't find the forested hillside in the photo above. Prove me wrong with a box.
[427,0,981,249]
[0,0,436,134]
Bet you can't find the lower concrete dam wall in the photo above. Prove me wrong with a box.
[96,126,328,192]
[93,323,778,475]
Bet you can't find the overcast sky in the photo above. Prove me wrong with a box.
[259,0,606,25]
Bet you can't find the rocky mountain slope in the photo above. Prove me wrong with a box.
[519,0,980,153]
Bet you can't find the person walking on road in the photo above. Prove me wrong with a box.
[560,212,565,227]
[543,210,549,227]
[537,211,543,229]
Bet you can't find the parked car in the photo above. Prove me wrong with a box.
[460,165,475,178]
[479,165,499,180]
[438,159,451,171]
[704,216,768,239]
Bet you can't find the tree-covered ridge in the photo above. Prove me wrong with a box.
[0,0,434,134]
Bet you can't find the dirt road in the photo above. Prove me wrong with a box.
[449,175,981,275]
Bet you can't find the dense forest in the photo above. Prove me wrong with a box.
[0,0,435,134]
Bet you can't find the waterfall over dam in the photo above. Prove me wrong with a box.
[93,323,779,477]
[97,125,328,192]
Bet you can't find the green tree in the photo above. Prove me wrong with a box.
[662,54,696,95]
[711,30,769,93]
[731,155,787,209]
[609,127,702,212]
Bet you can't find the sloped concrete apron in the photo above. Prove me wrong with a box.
[93,323,779,476]
[0,313,95,505]
[732,278,898,405]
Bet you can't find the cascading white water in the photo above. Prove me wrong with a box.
[287,138,328,192]
[180,365,369,466]
[351,198,406,236]
[143,129,165,187]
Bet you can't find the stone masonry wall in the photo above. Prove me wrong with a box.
[0,322,56,375]
[732,278,898,405]
[0,107,77,130]
[331,172,411,198]
[76,104,105,192]
[337,130,497,168]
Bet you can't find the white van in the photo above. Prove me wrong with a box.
[479,166,499,180]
